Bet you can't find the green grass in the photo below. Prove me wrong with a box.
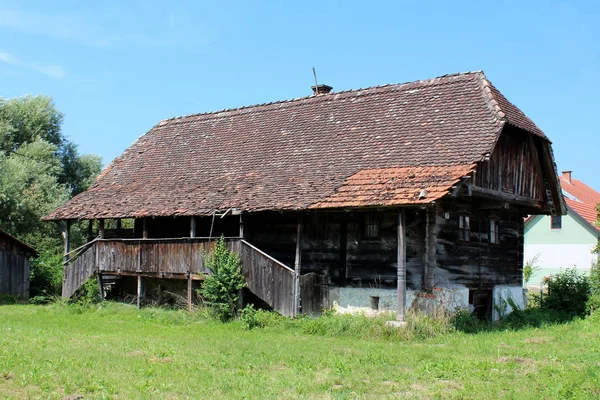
[0,303,599,399]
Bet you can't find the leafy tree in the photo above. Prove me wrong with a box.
[0,95,102,296]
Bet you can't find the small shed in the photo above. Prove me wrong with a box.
[0,229,37,299]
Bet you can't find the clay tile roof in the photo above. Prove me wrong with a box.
[560,175,600,230]
[43,71,548,221]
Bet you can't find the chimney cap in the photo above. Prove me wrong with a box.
[311,84,333,95]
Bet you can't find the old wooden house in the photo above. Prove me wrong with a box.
[0,229,37,299]
[44,71,565,318]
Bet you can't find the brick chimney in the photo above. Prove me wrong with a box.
[562,170,572,184]
[311,84,333,95]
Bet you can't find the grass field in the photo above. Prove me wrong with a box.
[0,303,598,399]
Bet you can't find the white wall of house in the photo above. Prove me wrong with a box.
[524,212,598,286]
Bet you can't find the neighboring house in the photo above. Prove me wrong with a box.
[44,71,565,319]
[524,171,600,285]
[0,229,37,299]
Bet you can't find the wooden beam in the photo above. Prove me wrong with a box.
[190,216,197,238]
[339,213,348,285]
[98,219,105,239]
[423,205,436,290]
[239,213,244,239]
[97,272,104,302]
[470,186,544,209]
[142,218,148,239]
[294,215,303,317]
[397,209,407,322]
[62,220,71,264]
[137,275,143,309]
[103,270,205,280]
[187,271,193,312]
[87,220,93,241]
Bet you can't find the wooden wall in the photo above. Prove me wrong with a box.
[0,236,30,298]
[474,127,546,201]
[435,198,523,290]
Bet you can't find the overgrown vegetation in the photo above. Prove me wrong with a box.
[542,268,591,317]
[522,254,540,286]
[0,302,599,399]
[0,95,102,297]
[199,237,246,321]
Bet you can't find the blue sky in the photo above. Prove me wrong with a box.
[1,1,599,188]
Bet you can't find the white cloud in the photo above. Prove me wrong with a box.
[0,49,65,79]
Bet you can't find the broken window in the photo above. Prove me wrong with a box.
[458,214,470,242]
[489,219,500,244]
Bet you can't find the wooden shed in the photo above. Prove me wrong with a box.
[0,229,37,299]
[44,71,565,318]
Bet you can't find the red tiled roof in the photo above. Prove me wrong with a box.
[561,176,600,229]
[44,71,549,221]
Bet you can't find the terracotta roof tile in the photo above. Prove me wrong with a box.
[560,176,600,229]
[44,71,548,220]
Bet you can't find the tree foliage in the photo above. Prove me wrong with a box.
[200,237,246,321]
[0,95,102,296]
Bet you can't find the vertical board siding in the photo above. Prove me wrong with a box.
[240,240,295,317]
[0,235,31,299]
[474,129,545,201]
[62,244,97,298]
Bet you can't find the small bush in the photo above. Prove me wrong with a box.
[523,254,541,286]
[452,309,487,333]
[586,294,600,315]
[543,269,590,317]
[240,304,260,330]
[73,275,101,306]
[199,237,246,322]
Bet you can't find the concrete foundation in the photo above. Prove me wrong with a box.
[492,285,526,321]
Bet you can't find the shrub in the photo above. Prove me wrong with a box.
[240,304,260,329]
[199,237,246,322]
[543,268,590,317]
[73,275,100,306]
[523,254,541,286]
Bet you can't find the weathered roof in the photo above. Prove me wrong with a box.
[0,229,38,256]
[560,175,600,231]
[44,71,549,221]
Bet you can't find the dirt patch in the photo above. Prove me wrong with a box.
[497,356,533,364]
[150,356,174,364]
[126,350,146,357]
[2,372,14,380]
[523,337,547,344]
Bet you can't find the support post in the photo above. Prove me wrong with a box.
[187,271,193,312]
[239,213,244,239]
[397,209,407,322]
[142,218,148,239]
[116,218,122,230]
[137,275,143,309]
[423,204,437,290]
[190,216,196,238]
[97,272,104,302]
[294,215,303,317]
[98,219,105,239]
[339,213,347,285]
[87,220,93,241]
[62,220,71,264]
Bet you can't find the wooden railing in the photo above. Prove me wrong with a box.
[62,238,297,317]
[240,240,296,317]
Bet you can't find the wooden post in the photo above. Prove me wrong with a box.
[187,271,192,312]
[294,215,303,317]
[239,213,244,238]
[116,218,122,230]
[97,272,104,302]
[424,205,437,290]
[190,216,196,238]
[137,275,143,309]
[142,218,148,239]
[62,220,71,264]
[339,213,348,285]
[87,220,93,241]
[98,219,105,239]
[397,209,407,322]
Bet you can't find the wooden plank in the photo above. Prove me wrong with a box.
[397,209,406,322]
[294,216,302,316]
[137,275,142,309]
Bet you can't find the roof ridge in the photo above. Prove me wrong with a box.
[157,70,484,127]
[476,72,506,121]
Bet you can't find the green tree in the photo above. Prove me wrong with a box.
[0,95,102,296]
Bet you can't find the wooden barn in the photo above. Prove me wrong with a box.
[44,71,565,318]
[0,229,37,299]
